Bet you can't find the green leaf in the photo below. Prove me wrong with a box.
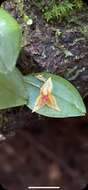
[0,8,22,73]
[24,72,86,118]
[0,68,27,109]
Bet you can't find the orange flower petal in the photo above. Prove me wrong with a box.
[47,94,60,111]
[32,95,45,112]
[41,77,52,95]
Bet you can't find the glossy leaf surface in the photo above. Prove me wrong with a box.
[0,8,22,73]
[0,68,26,109]
[24,72,86,118]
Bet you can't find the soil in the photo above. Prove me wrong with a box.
[0,1,88,190]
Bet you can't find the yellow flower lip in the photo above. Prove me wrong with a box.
[32,77,60,113]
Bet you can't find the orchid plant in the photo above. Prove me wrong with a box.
[0,8,86,118]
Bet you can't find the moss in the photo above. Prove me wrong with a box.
[32,0,84,22]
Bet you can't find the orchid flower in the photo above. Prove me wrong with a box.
[32,77,60,112]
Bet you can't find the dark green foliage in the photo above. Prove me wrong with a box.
[44,1,73,22]
[33,0,84,21]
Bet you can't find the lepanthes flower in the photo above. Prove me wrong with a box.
[32,77,60,112]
